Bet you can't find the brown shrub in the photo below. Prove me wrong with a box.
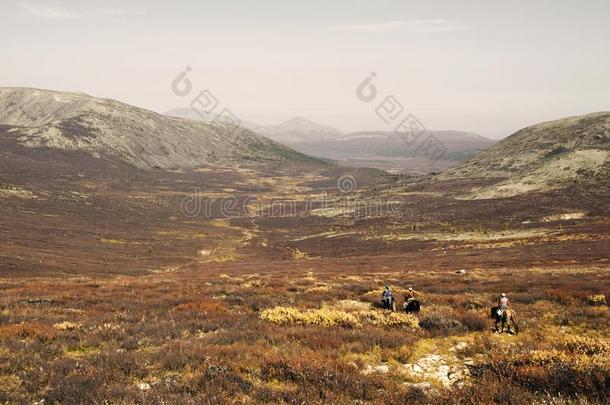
[174,299,228,313]
[419,308,466,335]
[0,322,57,342]
[456,310,489,332]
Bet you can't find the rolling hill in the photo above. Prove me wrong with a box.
[0,88,314,169]
[439,112,610,198]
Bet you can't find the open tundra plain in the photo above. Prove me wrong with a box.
[0,117,609,403]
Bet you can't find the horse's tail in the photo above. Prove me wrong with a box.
[510,310,519,334]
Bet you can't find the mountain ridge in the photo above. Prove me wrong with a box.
[0,87,317,169]
[439,112,610,198]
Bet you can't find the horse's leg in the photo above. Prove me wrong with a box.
[511,314,519,334]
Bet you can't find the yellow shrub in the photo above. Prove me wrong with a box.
[571,354,610,373]
[564,335,610,356]
[260,306,419,329]
[53,321,81,331]
[259,306,361,328]
[260,306,302,325]
[527,349,569,366]
[304,307,362,328]
[587,294,607,306]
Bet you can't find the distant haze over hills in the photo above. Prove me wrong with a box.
[0,88,315,169]
[165,107,496,173]
[165,108,343,144]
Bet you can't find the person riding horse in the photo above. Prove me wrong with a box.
[403,287,421,313]
[497,293,509,317]
[381,285,396,311]
[491,293,519,334]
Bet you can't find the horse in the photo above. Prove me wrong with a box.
[403,299,420,314]
[491,306,519,334]
[381,296,396,312]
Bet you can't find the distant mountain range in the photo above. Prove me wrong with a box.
[164,109,343,144]
[290,130,494,160]
[165,108,495,172]
[0,88,315,169]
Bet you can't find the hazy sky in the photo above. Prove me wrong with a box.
[1,0,609,137]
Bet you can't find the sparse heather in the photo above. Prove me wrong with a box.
[0,266,608,404]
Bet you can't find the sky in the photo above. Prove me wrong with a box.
[1,0,609,138]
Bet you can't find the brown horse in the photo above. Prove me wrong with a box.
[491,306,519,334]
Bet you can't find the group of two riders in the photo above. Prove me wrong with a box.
[381,285,418,312]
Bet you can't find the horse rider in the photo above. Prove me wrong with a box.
[405,287,416,303]
[497,293,509,316]
[382,285,393,306]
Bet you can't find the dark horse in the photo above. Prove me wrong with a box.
[491,306,519,334]
[381,296,397,312]
[403,299,420,314]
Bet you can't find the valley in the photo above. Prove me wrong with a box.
[0,89,608,404]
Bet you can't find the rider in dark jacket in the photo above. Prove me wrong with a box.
[382,285,393,300]
[381,285,393,307]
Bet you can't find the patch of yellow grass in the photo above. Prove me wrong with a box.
[371,228,552,243]
[587,294,607,306]
[0,187,35,199]
[334,300,371,312]
[155,230,207,240]
[292,248,314,260]
[291,231,358,242]
[563,335,610,356]
[63,345,99,358]
[100,238,127,245]
[542,212,586,222]
[310,207,354,217]
[260,305,419,329]
[305,285,331,293]
[260,306,361,328]
[53,321,81,331]
[262,379,299,394]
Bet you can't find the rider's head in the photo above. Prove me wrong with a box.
[501,293,506,297]
[408,287,413,291]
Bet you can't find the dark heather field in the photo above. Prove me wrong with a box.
[0,130,609,404]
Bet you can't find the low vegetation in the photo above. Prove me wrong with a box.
[0,266,607,404]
